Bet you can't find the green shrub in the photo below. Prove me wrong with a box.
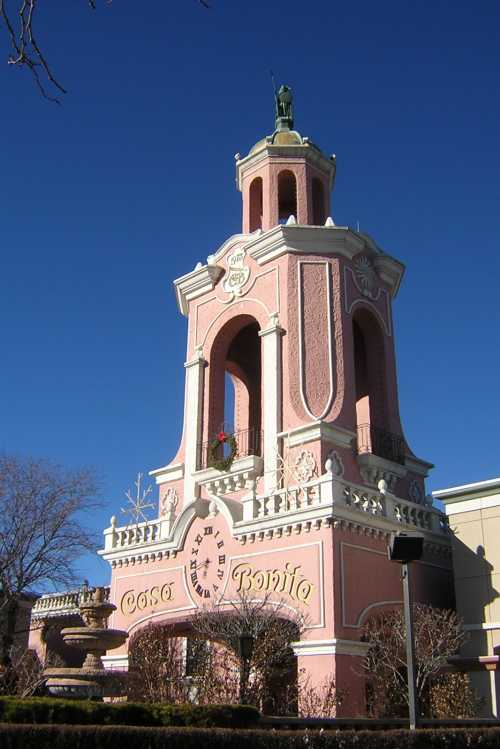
[2,726,500,749]
[0,696,260,728]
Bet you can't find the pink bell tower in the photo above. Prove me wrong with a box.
[100,89,454,715]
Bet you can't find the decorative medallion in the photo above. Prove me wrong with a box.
[160,487,178,519]
[208,499,219,517]
[325,450,344,478]
[409,479,424,505]
[354,255,379,300]
[223,246,250,300]
[294,450,317,484]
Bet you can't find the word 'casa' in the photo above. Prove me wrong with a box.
[120,582,174,615]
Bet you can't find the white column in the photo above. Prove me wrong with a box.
[183,348,207,503]
[259,318,284,495]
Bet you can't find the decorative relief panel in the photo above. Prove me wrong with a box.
[354,256,379,300]
[160,488,178,519]
[344,255,392,336]
[409,479,424,505]
[298,261,334,419]
[294,450,317,483]
[222,246,250,300]
[288,257,344,423]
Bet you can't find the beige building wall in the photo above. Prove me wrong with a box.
[434,478,500,717]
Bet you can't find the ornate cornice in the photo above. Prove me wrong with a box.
[245,226,404,298]
[278,421,356,449]
[174,264,224,316]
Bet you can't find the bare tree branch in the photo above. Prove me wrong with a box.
[0,453,100,678]
[361,604,475,719]
[1,0,211,102]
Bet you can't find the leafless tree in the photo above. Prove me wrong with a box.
[0,454,100,681]
[128,622,186,703]
[0,646,45,697]
[297,668,345,718]
[0,0,210,103]
[362,604,478,718]
[191,591,306,712]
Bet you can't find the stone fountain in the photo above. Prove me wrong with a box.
[44,586,128,699]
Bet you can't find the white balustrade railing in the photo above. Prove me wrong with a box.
[341,482,446,534]
[102,514,176,552]
[257,480,321,518]
[31,587,110,619]
[101,475,448,554]
[343,485,385,516]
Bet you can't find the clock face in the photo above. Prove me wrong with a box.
[187,521,227,600]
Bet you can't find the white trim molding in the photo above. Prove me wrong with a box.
[102,654,129,671]
[434,477,500,514]
[463,622,500,632]
[291,638,370,657]
[175,265,225,316]
[278,421,355,450]
[149,462,184,485]
[259,320,284,494]
[183,353,207,501]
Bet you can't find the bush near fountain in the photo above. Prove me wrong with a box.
[0,696,260,727]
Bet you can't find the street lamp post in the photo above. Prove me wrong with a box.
[238,633,254,705]
[388,532,424,730]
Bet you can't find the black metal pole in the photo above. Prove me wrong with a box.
[239,656,248,704]
[402,562,418,730]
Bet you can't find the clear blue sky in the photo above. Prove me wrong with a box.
[2,0,499,586]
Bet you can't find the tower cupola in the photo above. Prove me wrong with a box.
[236,86,336,233]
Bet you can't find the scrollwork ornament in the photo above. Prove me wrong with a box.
[294,450,317,484]
[409,479,424,505]
[160,487,178,519]
[354,255,379,300]
[222,246,250,300]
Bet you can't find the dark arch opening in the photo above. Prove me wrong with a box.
[278,170,297,223]
[312,177,326,225]
[225,321,261,438]
[204,316,263,468]
[249,177,263,232]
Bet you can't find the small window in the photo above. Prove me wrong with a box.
[249,177,263,232]
[278,170,297,223]
[312,178,326,225]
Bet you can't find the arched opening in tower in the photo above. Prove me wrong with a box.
[206,316,262,466]
[312,177,326,225]
[225,321,261,444]
[278,170,297,224]
[353,309,389,456]
[249,177,263,232]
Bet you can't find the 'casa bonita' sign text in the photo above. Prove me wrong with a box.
[232,562,315,605]
[120,582,175,615]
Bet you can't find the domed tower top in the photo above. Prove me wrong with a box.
[236,84,336,233]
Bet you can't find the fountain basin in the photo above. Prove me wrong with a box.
[61,627,127,653]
